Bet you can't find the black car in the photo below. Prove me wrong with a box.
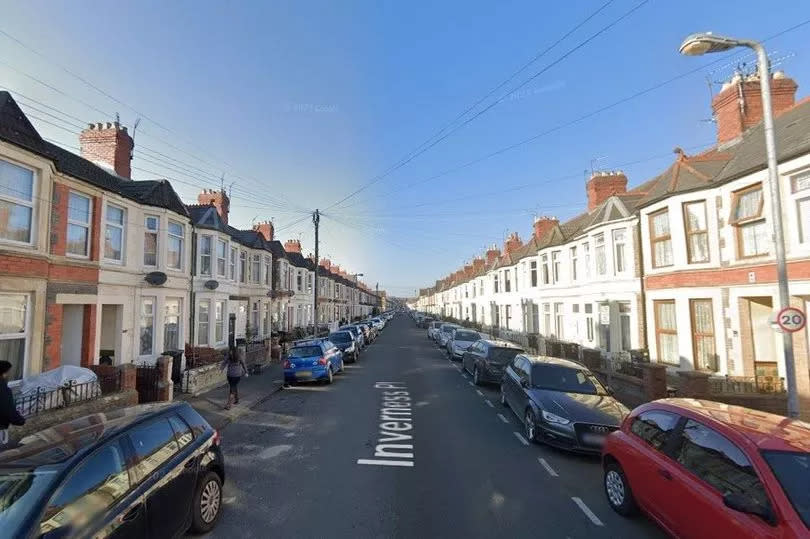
[339,325,365,350]
[461,339,524,385]
[0,402,225,538]
[329,330,359,362]
[500,355,629,453]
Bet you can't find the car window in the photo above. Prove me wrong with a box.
[530,364,606,395]
[516,358,529,378]
[40,441,130,534]
[675,419,769,508]
[179,404,211,438]
[289,346,321,358]
[762,451,810,529]
[630,410,680,451]
[168,414,194,449]
[454,331,480,341]
[128,418,180,480]
[489,347,522,364]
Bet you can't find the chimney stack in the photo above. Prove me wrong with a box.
[79,122,134,178]
[533,216,558,241]
[198,189,231,225]
[319,258,331,270]
[586,170,628,212]
[485,244,501,265]
[503,232,522,254]
[284,239,301,253]
[252,220,274,241]
[472,257,485,271]
[712,70,798,145]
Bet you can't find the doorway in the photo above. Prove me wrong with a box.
[61,305,83,366]
[746,297,782,386]
[100,304,122,363]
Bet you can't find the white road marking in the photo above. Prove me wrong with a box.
[497,413,510,424]
[572,497,604,526]
[461,373,469,379]
[467,381,475,387]
[538,457,559,477]
[485,400,495,408]
[357,459,415,467]
[475,389,484,397]
[513,432,530,446]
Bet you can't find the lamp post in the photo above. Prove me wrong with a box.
[351,273,364,321]
[680,32,799,417]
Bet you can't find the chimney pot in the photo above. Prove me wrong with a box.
[586,170,628,212]
[80,120,135,178]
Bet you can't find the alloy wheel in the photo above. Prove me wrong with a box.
[473,367,480,385]
[525,411,536,442]
[605,470,625,508]
[200,479,221,523]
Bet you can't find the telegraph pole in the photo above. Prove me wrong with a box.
[312,209,320,337]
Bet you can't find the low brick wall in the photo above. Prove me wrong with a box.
[595,369,647,408]
[182,362,226,396]
[8,389,139,444]
[708,394,789,416]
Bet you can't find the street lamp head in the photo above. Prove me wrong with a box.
[679,32,741,56]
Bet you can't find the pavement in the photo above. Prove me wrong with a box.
[199,316,665,539]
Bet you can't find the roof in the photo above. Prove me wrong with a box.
[286,251,308,268]
[0,91,188,217]
[653,398,810,453]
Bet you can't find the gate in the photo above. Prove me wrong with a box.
[136,363,161,403]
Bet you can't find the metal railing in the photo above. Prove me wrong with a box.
[709,375,787,394]
[15,369,121,418]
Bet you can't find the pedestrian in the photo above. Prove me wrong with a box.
[0,361,25,447]
[221,346,248,410]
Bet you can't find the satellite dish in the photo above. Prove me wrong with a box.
[204,280,219,290]
[144,272,167,286]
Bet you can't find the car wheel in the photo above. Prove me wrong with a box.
[500,385,508,406]
[604,460,638,516]
[524,410,539,444]
[326,366,333,384]
[191,470,223,533]
[473,367,481,386]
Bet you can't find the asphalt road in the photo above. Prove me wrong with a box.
[205,315,665,538]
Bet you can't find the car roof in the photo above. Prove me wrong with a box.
[520,354,586,370]
[292,339,325,346]
[643,399,810,453]
[480,339,523,349]
[0,402,187,467]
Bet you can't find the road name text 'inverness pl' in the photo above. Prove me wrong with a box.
[357,382,414,467]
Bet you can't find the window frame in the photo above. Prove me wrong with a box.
[197,301,210,346]
[541,253,550,285]
[139,296,156,357]
[613,228,626,273]
[689,298,717,371]
[163,297,182,352]
[0,293,29,380]
[791,170,810,244]
[654,299,679,365]
[215,300,225,344]
[730,183,768,259]
[0,157,36,246]
[251,253,261,284]
[199,235,212,276]
[66,191,92,258]
[683,200,710,264]
[266,256,273,286]
[166,220,184,271]
[216,239,227,277]
[551,251,561,283]
[530,260,538,287]
[239,251,247,283]
[649,208,673,268]
[104,203,126,263]
[569,246,578,281]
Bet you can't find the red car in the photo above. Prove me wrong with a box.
[601,398,810,538]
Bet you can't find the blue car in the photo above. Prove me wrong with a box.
[284,339,344,384]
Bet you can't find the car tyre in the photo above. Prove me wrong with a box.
[191,470,223,533]
[604,461,638,517]
[473,366,481,385]
[524,409,539,444]
[326,366,334,384]
[500,385,508,406]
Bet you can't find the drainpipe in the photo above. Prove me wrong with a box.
[635,217,648,357]
[189,229,197,349]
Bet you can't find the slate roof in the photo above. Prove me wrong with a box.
[0,91,188,217]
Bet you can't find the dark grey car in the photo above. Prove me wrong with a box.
[461,339,524,385]
[500,355,629,453]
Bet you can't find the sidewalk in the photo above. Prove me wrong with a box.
[177,362,284,430]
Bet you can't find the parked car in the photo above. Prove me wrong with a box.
[501,355,628,453]
[602,399,810,538]
[339,325,366,349]
[370,317,385,331]
[446,328,482,360]
[462,339,524,385]
[284,339,344,384]
[329,330,359,363]
[427,320,444,340]
[0,402,225,538]
[358,321,377,342]
[436,323,460,347]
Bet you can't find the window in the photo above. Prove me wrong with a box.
[676,420,768,508]
[307,273,313,293]
[543,303,551,335]
[163,298,181,351]
[730,184,768,258]
[215,300,225,343]
[595,233,607,275]
[229,246,237,280]
[197,301,209,345]
[167,220,184,270]
[583,242,591,278]
[504,270,511,292]
[554,303,563,338]
[530,261,538,287]
[613,229,626,273]
[128,418,180,479]
[505,305,512,329]
[683,201,709,263]
[541,254,549,284]
[585,303,594,341]
[263,302,271,335]
[619,302,631,351]
[514,268,518,291]
[168,414,193,449]
[251,301,260,334]
[493,274,499,293]
[793,171,810,243]
[630,410,679,451]
[139,297,155,356]
[552,251,561,283]
[252,254,261,284]
[104,204,125,261]
[67,192,91,256]
[690,299,717,371]
[763,451,810,529]
[570,246,577,281]
[654,300,678,364]
[216,239,227,276]
[199,235,212,276]
[40,443,129,534]
[239,251,247,283]
[0,294,28,380]
[0,158,34,243]
[143,215,158,266]
[648,209,673,267]
[266,257,273,286]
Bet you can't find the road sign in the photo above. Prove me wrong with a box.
[776,307,806,333]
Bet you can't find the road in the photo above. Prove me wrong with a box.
[206,315,665,538]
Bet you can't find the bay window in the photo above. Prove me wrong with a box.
[67,192,91,256]
[199,235,212,276]
[793,171,810,243]
[216,239,227,277]
[0,293,28,380]
[139,297,155,356]
[504,270,511,292]
[229,246,237,280]
[654,300,678,365]
[265,256,272,286]
[730,184,768,258]
[552,251,561,282]
[252,254,261,284]
[583,242,591,278]
[530,261,537,287]
[683,201,709,263]
[197,302,209,345]
[167,220,184,270]
[104,204,126,262]
[649,209,673,267]
[541,254,549,284]
[0,158,34,244]
[239,251,247,283]
[570,246,578,281]
[143,216,158,266]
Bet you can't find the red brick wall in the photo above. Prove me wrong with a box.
[44,303,63,370]
[50,183,69,256]
[90,196,102,261]
[645,259,810,289]
[712,77,797,144]
[48,263,98,282]
[587,173,627,211]
[81,304,97,367]
[0,253,48,277]
[79,123,133,179]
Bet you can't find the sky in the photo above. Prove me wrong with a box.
[1,1,809,297]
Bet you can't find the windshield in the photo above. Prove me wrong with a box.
[531,365,606,395]
[763,450,810,528]
[288,346,321,358]
[453,331,479,342]
[0,469,58,531]
[329,332,352,343]
[489,347,522,364]
[441,326,456,334]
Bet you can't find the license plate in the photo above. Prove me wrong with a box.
[295,370,312,379]
[581,433,606,446]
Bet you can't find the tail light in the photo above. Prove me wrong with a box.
[317,357,328,365]
[212,429,221,446]
[283,359,291,368]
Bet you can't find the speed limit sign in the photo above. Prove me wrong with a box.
[776,307,807,333]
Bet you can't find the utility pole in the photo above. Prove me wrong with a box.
[312,209,320,337]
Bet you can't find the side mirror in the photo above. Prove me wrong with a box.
[520,378,529,389]
[723,492,774,523]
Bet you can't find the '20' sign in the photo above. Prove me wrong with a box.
[777,307,807,333]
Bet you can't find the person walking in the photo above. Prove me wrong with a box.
[221,346,248,410]
[0,361,25,446]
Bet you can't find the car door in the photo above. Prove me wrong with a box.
[127,416,193,539]
[463,342,479,372]
[504,357,526,412]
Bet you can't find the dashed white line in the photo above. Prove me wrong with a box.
[497,413,510,424]
[485,400,494,408]
[513,431,530,446]
[467,381,475,387]
[475,389,484,397]
[357,459,414,467]
[572,497,604,526]
[538,457,559,477]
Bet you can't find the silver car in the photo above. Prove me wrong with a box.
[427,320,444,340]
[446,329,482,360]
[436,324,459,347]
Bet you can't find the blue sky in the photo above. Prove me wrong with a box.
[2,1,810,296]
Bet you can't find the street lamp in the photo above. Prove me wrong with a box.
[680,32,799,418]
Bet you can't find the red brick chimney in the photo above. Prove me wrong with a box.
[252,220,274,241]
[319,258,331,270]
[586,171,627,212]
[503,232,522,254]
[284,239,301,253]
[485,245,501,265]
[533,216,558,241]
[712,71,797,145]
[79,122,134,178]
[472,257,485,272]
[197,189,231,225]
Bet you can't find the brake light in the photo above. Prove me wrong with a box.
[283,359,292,368]
[317,357,328,365]
[212,429,221,446]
